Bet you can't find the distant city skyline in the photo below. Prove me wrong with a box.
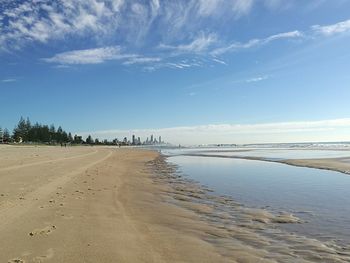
[79,118,350,146]
[1,1,350,144]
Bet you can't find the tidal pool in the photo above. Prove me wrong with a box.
[168,155,350,245]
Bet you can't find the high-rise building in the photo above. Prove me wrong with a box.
[150,135,153,143]
[132,134,136,145]
[159,136,161,144]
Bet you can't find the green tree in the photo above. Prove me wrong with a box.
[56,126,63,143]
[25,117,31,141]
[68,132,73,142]
[3,128,10,142]
[13,117,27,142]
[49,124,56,142]
[86,135,93,145]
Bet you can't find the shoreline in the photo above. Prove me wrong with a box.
[0,146,349,262]
[150,153,350,261]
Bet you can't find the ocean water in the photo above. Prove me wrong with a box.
[168,154,350,245]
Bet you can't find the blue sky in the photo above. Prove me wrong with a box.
[1,0,350,144]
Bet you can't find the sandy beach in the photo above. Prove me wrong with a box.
[1,145,350,263]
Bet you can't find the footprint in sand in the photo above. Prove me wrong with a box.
[32,248,54,262]
[29,225,56,237]
[8,259,25,263]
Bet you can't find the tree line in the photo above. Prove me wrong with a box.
[0,117,112,145]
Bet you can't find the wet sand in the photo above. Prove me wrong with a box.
[0,145,350,262]
[282,158,350,175]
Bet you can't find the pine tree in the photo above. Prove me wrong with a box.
[13,117,27,142]
[3,128,10,142]
[25,117,31,141]
[68,132,73,142]
[86,135,93,145]
[49,124,56,142]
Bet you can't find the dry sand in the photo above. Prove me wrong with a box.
[0,145,350,263]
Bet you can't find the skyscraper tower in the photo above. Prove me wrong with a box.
[132,134,136,145]
[159,136,161,144]
[150,135,153,143]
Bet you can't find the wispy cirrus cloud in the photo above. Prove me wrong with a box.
[197,0,254,17]
[311,19,350,36]
[1,78,17,83]
[123,57,162,65]
[159,33,217,54]
[43,46,125,65]
[3,1,349,71]
[43,46,161,66]
[211,30,302,55]
[246,75,269,83]
[0,0,122,50]
[0,0,257,52]
[41,17,350,70]
[232,0,254,17]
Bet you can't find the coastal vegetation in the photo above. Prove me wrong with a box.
[1,117,165,146]
[0,117,108,145]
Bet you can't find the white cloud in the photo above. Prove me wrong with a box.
[0,0,119,49]
[1,78,16,83]
[232,0,254,17]
[264,30,302,42]
[312,19,350,36]
[246,75,269,83]
[1,1,226,51]
[197,0,254,17]
[197,0,223,16]
[2,1,349,72]
[79,118,350,145]
[212,58,227,65]
[44,46,163,68]
[123,57,162,65]
[43,46,124,64]
[159,33,217,54]
[211,30,302,55]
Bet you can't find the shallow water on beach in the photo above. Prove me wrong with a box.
[199,149,350,160]
[168,155,350,245]
[163,147,350,160]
